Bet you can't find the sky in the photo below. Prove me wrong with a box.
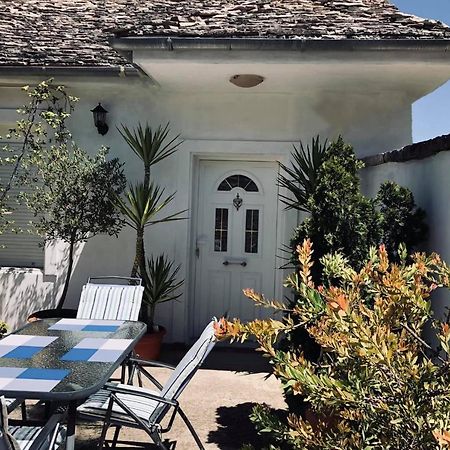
[390,0,450,142]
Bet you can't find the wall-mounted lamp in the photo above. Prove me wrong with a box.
[90,103,109,135]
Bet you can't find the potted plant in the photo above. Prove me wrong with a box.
[134,255,183,359]
[116,123,185,358]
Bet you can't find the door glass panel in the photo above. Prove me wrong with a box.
[214,208,228,252]
[245,209,259,254]
[218,174,258,192]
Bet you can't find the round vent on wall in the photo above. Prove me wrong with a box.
[229,74,264,88]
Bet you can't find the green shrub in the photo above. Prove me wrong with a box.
[291,137,380,279]
[377,180,428,261]
[217,241,450,450]
[282,136,428,414]
[287,137,427,278]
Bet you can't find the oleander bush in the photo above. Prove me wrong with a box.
[216,240,450,450]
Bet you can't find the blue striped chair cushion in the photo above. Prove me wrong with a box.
[78,384,161,427]
[0,397,65,450]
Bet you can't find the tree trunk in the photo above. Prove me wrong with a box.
[57,237,76,310]
[144,166,150,190]
[131,226,145,278]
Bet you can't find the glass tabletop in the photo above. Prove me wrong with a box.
[0,318,146,401]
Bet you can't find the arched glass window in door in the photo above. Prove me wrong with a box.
[218,174,258,192]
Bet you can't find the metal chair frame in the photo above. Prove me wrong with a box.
[87,276,142,286]
[79,321,216,450]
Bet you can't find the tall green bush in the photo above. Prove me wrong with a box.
[217,241,450,449]
[377,180,428,261]
[286,136,427,279]
[291,137,380,278]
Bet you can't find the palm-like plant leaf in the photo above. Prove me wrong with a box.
[118,123,182,169]
[278,135,329,212]
[141,254,184,306]
[115,182,186,230]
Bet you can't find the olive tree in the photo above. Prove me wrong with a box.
[12,80,126,309]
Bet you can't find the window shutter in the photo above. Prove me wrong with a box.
[0,137,44,269]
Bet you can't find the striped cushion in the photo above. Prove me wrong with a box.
[1,397,65,450]
[77,384,161,426]
[9,425,65,450]
[79,321,216,427]
[77,284,144,321]
[8,427,40,450]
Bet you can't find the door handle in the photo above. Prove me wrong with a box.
[223,260,247,267]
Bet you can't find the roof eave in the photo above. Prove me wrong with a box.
[111,37,450,53]
[0,65,140,77]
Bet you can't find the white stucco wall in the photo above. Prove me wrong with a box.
[362,151,450,323]
[0,55,448,341]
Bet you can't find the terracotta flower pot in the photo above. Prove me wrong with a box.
[134,326,166,360]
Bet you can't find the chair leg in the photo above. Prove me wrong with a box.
[98,396,115,450]
[150,431,169,450]
[178,407,205,450]
[120,364,126,384]
[98,420,109,450]
[111,425,121,449]
[20,401,27,421]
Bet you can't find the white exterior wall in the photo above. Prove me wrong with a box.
[0,56,446,340]
[362,152,450,323]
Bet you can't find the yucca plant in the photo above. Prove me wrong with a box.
[118,123,182,187]
[115,182,184,279]
[140,255,184,330]
[118,123,185,330]
[278,136,329,213]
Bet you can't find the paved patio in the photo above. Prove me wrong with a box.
[73,344,287,449]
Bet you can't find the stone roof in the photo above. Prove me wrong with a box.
[0,0,450,68]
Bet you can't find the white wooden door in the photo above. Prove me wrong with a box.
[193,160,278,337]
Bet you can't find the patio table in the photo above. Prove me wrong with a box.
[0,317,146,450]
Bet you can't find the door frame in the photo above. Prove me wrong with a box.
[187,151,289,341]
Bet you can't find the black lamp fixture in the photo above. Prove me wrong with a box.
[91,103,109,135]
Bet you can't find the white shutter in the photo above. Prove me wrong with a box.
[0,138,44,269]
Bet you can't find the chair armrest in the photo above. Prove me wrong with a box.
[104,383,178,408]
[129,357,176,370]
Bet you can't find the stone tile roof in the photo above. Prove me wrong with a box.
[0,0,450,68]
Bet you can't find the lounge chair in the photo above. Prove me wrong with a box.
[77,319,217,450]
[77,276,144,321]
[0,397,66,450]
